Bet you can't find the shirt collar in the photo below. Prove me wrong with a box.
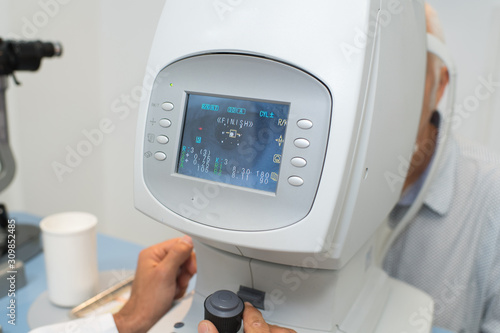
[422,136,457,216]
[397,135,457,216]
[399,153,434,206]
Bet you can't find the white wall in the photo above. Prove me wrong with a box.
[429,0,500,153]
[0,0,183,246]
[0,1,499,246]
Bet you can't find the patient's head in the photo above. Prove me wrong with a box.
[402,3,449,192]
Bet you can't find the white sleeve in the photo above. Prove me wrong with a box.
[29,313,118,333]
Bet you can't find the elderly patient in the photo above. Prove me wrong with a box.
[383,4,500,333]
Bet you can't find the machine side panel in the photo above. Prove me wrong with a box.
[328,0,427,263]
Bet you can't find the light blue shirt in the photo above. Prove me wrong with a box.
[384,135,500,333]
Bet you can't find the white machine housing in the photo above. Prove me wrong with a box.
[136,0,426,269]
[135,0,432,332]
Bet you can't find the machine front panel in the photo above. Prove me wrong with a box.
[142,54,332,231]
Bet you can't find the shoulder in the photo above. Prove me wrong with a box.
[455,135,500,166]
[453,134,500,187]
[453,134,500,220]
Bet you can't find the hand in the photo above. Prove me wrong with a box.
[114,236,197,333]
[198,302,297,333]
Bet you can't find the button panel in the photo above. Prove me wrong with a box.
[288,117,313,185]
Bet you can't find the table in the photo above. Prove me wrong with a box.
[0,213,143,333]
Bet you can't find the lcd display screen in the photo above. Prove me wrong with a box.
[177,94,290,192]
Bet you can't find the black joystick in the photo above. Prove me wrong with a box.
[204,290,244,333]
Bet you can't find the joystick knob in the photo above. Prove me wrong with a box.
[204,290,244,333]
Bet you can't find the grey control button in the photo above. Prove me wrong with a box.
[288,176,304,186]
[156,136,169,144]
[297,119,313,129]
[294,138,310,148]
[154,152,167,161]
[161,102,174,111]
[159,118,172,128]
[291,157,307,168]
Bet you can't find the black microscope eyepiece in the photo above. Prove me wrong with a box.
[0,39,63,75]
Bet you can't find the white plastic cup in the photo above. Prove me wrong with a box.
[40,212,99,307]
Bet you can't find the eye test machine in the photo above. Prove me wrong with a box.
[135,0,438,332]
